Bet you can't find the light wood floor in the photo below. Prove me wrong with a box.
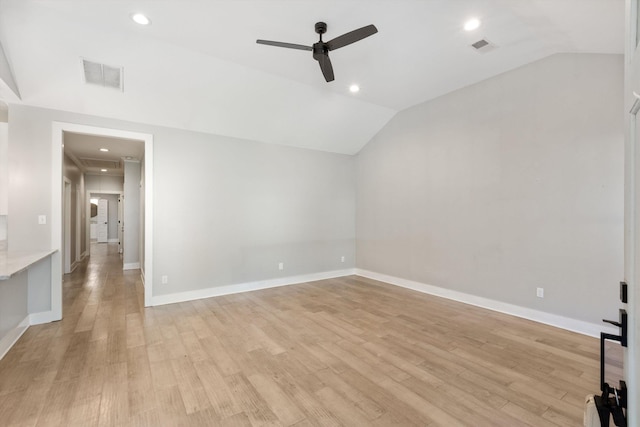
[0,243,623,426]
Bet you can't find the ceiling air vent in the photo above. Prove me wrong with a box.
[79,158,121,170]
[470,39,497,54]
[81,58,123,91]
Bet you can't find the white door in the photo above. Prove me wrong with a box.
[97,199,108,243]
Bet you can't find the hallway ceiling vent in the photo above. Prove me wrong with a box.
[81,58,123,91]
[470,39,497,54]
[80,158,121,170]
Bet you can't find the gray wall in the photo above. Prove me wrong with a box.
[7,104,356,301]
[63,153,85,260]
[152,130,355,295]
[356,53,624,325]
[85,174,124,193]
[0,270,27,340]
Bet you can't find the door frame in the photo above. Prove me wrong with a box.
[625,1,640,423]
[63,177,72,274]
[75,183,82,263]
[86,191,124,253]
[52,122,154,312]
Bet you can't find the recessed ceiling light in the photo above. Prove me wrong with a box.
[99,148,109,152]
[101,169,108,172]
[349,84,360,93]
[464,18,481,31]
[131,13,151,25]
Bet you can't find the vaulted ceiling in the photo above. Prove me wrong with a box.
[0,0,624,155]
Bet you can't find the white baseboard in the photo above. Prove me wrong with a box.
[140,269,146,287]
[151,268,356,306]
[354,269,616,338]
[0,316,30,360]
[29,310,58,325]
[123,262,140,271]
[70,260,79,273]
[81,251,88,260]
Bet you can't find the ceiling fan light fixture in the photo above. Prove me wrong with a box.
[131,13,151,26]
[257,22,378,83]
[464,18,481,31]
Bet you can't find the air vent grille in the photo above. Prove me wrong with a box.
[79,158,121,169]
[470,39,497,54]
[81,59,123,90]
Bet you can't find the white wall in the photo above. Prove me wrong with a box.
[0,270,27,342]
[7,104,356,303]
[85,174,123,193]
[0,122,7,249]
[356,53,624,326]
[152,130,355,296]
[0,122,7,215]
[8,107,54,252]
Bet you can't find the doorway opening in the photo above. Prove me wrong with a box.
[53,123,154,320]
[89,192,123,252]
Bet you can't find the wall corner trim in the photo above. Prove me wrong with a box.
[29,310,58,325]
[354,269,616,338]
[151,268,356,306]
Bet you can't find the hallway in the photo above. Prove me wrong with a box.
[0,243,145,426]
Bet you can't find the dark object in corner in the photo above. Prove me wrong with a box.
[595,381,627,427]
[595,308,628,426]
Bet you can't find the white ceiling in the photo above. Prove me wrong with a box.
[64,132,144,177]
[0,0,624,155]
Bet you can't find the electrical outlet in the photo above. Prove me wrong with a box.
[278,262,284,271]
[38,215,46,225]
[536,287,544,298]
[161,275,168,284]
[341,256,345,263]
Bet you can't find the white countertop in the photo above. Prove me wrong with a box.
[0,250,56,280]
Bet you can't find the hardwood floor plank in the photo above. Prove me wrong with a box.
[193,358,242,418]
[0,243,619,426]
[247,373,306,426]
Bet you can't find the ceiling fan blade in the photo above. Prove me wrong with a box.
[326,24,378,51]
[256,40,313,51]
[318,53,334,82]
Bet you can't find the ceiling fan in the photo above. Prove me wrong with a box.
[256,22,378,82]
